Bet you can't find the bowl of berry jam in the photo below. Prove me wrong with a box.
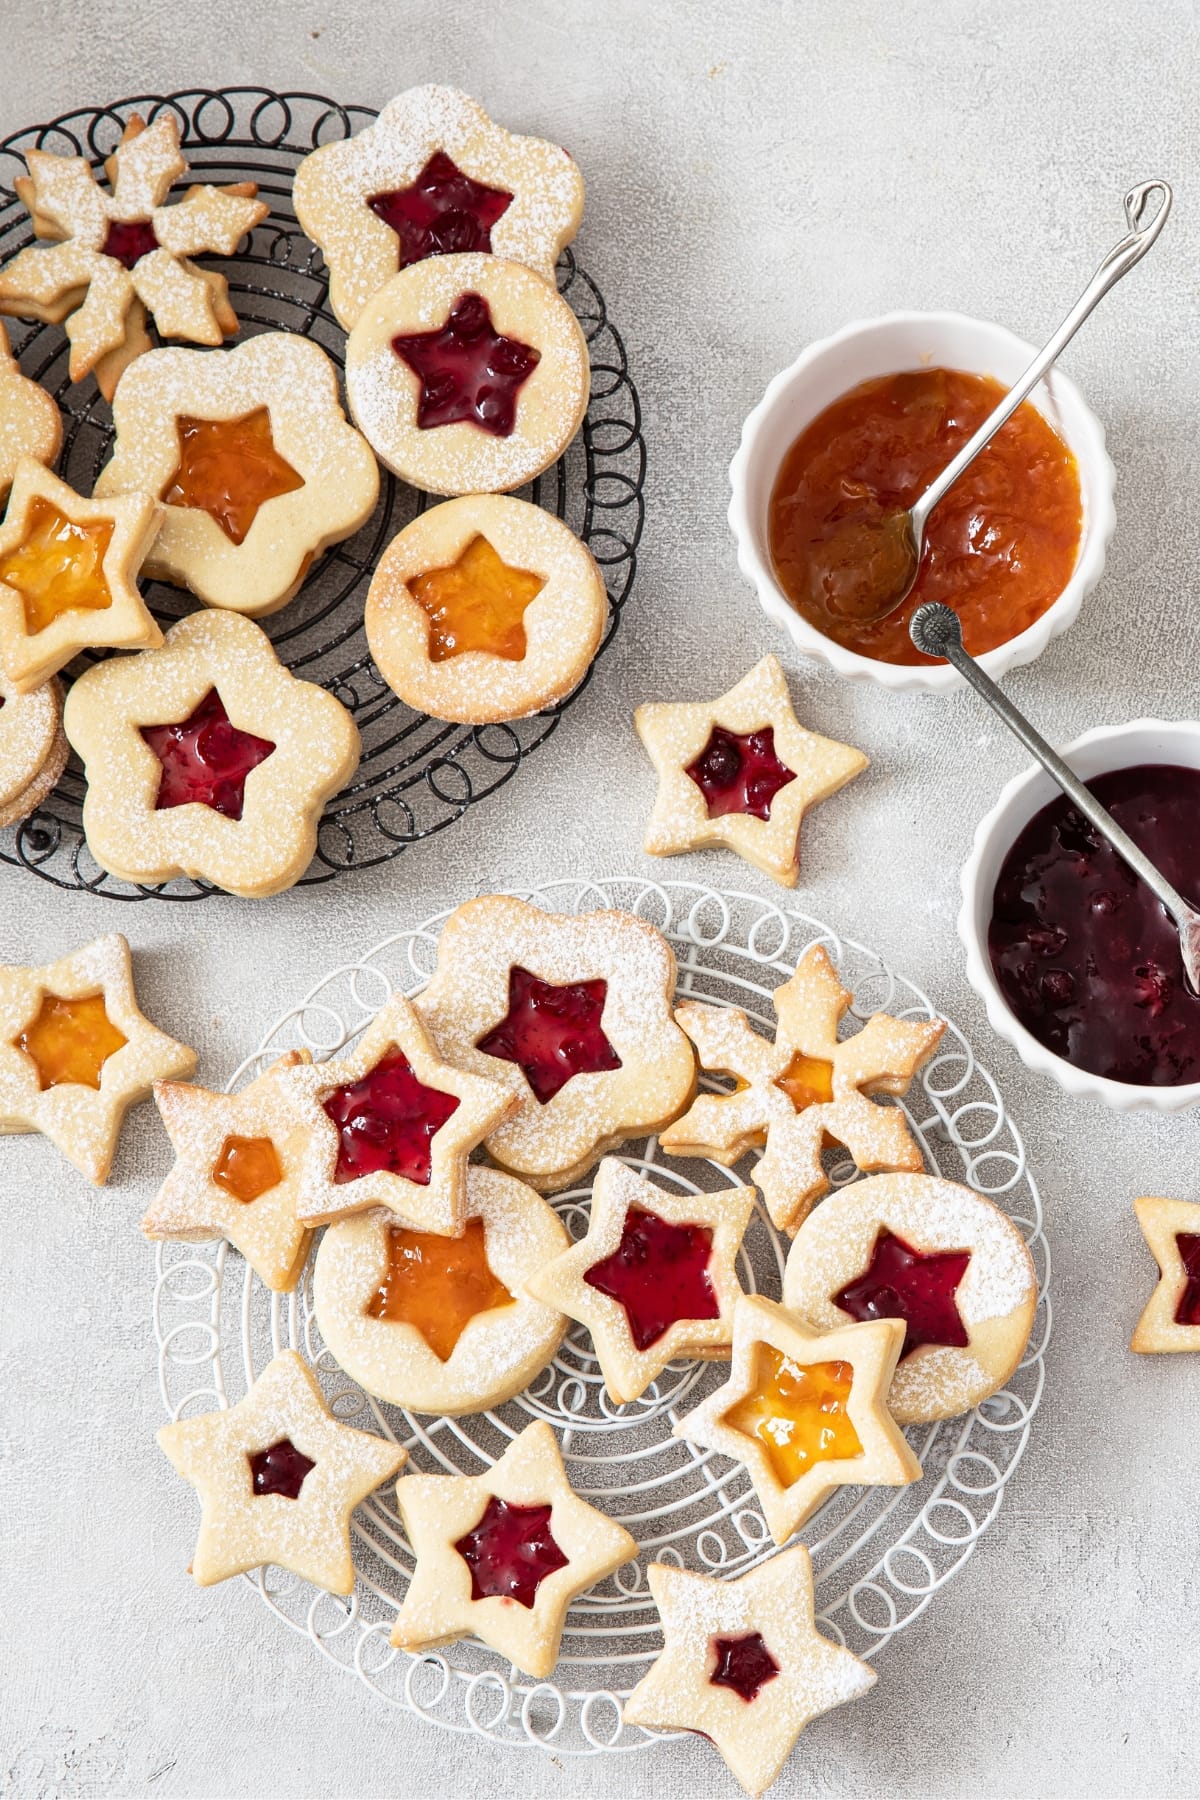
[960,720,1200,1109]
[728,312,1115,691]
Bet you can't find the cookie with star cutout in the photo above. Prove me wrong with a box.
[0,668,68,829]
[0,320,61,502]
[1131,1195,1200,1353]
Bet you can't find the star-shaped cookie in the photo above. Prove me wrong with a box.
[0,932,195,1183]
[674,1294,920,1545]
[622,1546,876,1797]
[143,1051,316,1292]
[525,1158,754,1404]
[635,654,867,886]
[157,1349,406,1593]
[1131,1195,1200,1353]
[661,942,945,1234]
[0,320,60,501]
[0,458,162,692]
[390,1418,636,1678]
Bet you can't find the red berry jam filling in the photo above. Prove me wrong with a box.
[392,293,540,437]
[141,688,275,821]
[249,1437,315,1499]
[101,218,159,269]
[368,151,513,268]
[989,764,1200,1086]
[454,1495,568,1608]
[476,965,621,1105]
[584,1205,719,1352]
[685,725,796,821]
[323,1046,460,1187]
[709,1631,780,1703]
[834,1227,970,1361]
[1174,1232,1200,1327]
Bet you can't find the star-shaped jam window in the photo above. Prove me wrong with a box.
[163,408,305,547]
[583,1205,719,1351]
[410,532,546,662]
[1131,1195,1200,1352]
[322,1045,461,1187]
[685,724,797,822]
[368,150,513,267]
[391,291,540,436]
[710,1631,780,1703]
[454,1495,568,1607]
[475,964,622,1105]
[833,1227,970,1360]
[141,687,276,822]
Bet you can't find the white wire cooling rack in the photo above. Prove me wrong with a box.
[152,876,1051,1757]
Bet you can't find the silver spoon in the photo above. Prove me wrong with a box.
[909,601,1200,993]
[826,179,1172,627]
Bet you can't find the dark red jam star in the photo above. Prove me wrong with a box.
[391,292,540,437]
[323,1046,460,1187]
[368,150,513,268]
[1173,1232,1200,1326]
[709,1631,781,1703]
[833,1227,970,1361]
[454,1496,568,1608]
[101,217,160,269]
[584,1205,718,1352]
[685,725,796,821]
[249,1437,315,1499]
[141,688,275,822]
[476,965,621,1105]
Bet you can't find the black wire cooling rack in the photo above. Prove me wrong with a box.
[0,88,645,900]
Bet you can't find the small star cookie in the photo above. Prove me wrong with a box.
[525,1159,754,1404]
[293,84,585,329]
[1131,1195,1200,1352]
[674,1294,921,1545]
[390,1417,636,1678]
[0,320,61,501]
[622,1546,876,1797]
[157,1349,406,1594]
[635,653,868,886]
[661,942,945,1234]
[0,668,68,829]
[0,932,195,1183]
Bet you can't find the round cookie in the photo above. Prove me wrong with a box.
[0,671,67,828]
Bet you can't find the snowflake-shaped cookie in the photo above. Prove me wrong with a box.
[1131,1195,1200,1353]
[0,320,60,501]
[660,942,945,1234]
[0,113,268,398]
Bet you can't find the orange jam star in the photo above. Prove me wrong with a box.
[17,991,128,1090]
[409,532,545,661]
[724,1347,861,1488]
[367,1215,514,1361]
[0,497,114,634]
[163,408,305,546]
[774,1051,834,1110]
[212,1133,283,1204]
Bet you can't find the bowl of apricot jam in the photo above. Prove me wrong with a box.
[960,720,1200,1111]
[729,312,1115,690]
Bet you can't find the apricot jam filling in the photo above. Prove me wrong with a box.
[709,1632,780,1703]
[391,292,540,437]
[0,497,114,634]
[323,1046,460,1187]
[725,1348,861,1487]
[17,992,127,1090]
[366,1216,515,1361]
[249,1438,314,1499]
[685,725,796,822]
[410,533,545,661]
[368,151,513,268]
[212,1134,282,1204]
[584,1205,718,1351]
[454,1495,568,1607]
[774,1052,834,1110]
[162,408,304,545]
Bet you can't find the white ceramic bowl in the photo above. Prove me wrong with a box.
[959,718,1200,1111]
[727,311,1116,691]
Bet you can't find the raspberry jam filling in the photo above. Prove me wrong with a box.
[709,1631,780,1704]
[141,689,276,822]
[410,533,545,662]
[392,292,540,437]
[454,1495,568,1608]
[17,992,127,1090]
[774,1051,834,1110]
[212,1134,282,1204]
[368,150,513,268]
[476,966,621,1105]
[685,726,796,821]
[584,1205,719,1352]
[724,1349,862,1487]
[162,408,305,546]
[989,764,1200,1086]
[323,1046,460,1187]
[101,217,159,269]
[1173,1233,1200,1327]
[834,1227,970,1361]
[366,1216,514,1361]
[249,1437,315,1500]
[0,497,114,634]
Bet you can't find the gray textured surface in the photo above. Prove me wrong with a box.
[2,2,1197,1795]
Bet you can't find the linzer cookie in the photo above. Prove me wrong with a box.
[0,669,68,829]
[1131,1195,1200,1353]
[293,84,584,328]
[0,321,60,501]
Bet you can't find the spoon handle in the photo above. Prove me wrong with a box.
[911,180,1172,536]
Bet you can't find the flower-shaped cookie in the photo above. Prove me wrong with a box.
[0,320,60,501]
[0,932,195,1183]
[390,1418,636,1678]
[142,1050,316,1292]
[622,1546,876,1798]
[414,896,697,1192]
[157,1349,406,1593]
[364,494,607,723]
[674,1294,920,1545]
[783,1172,1038,1424]
[526,1159,754,1404]
[1131,1195,1200,1353]
[345,252,590,495]
[662,942,945,1234]
[635,654,868,886]
[314,1164,569,1415]
[0,113,267,398]
[62,609,361,897]
[0,669,67,828]
[293,85,585,328]
[0,458,162,691]
[94,334,381,616]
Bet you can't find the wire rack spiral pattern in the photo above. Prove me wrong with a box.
[0,90,645,899]
[152,878,1050,1758]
